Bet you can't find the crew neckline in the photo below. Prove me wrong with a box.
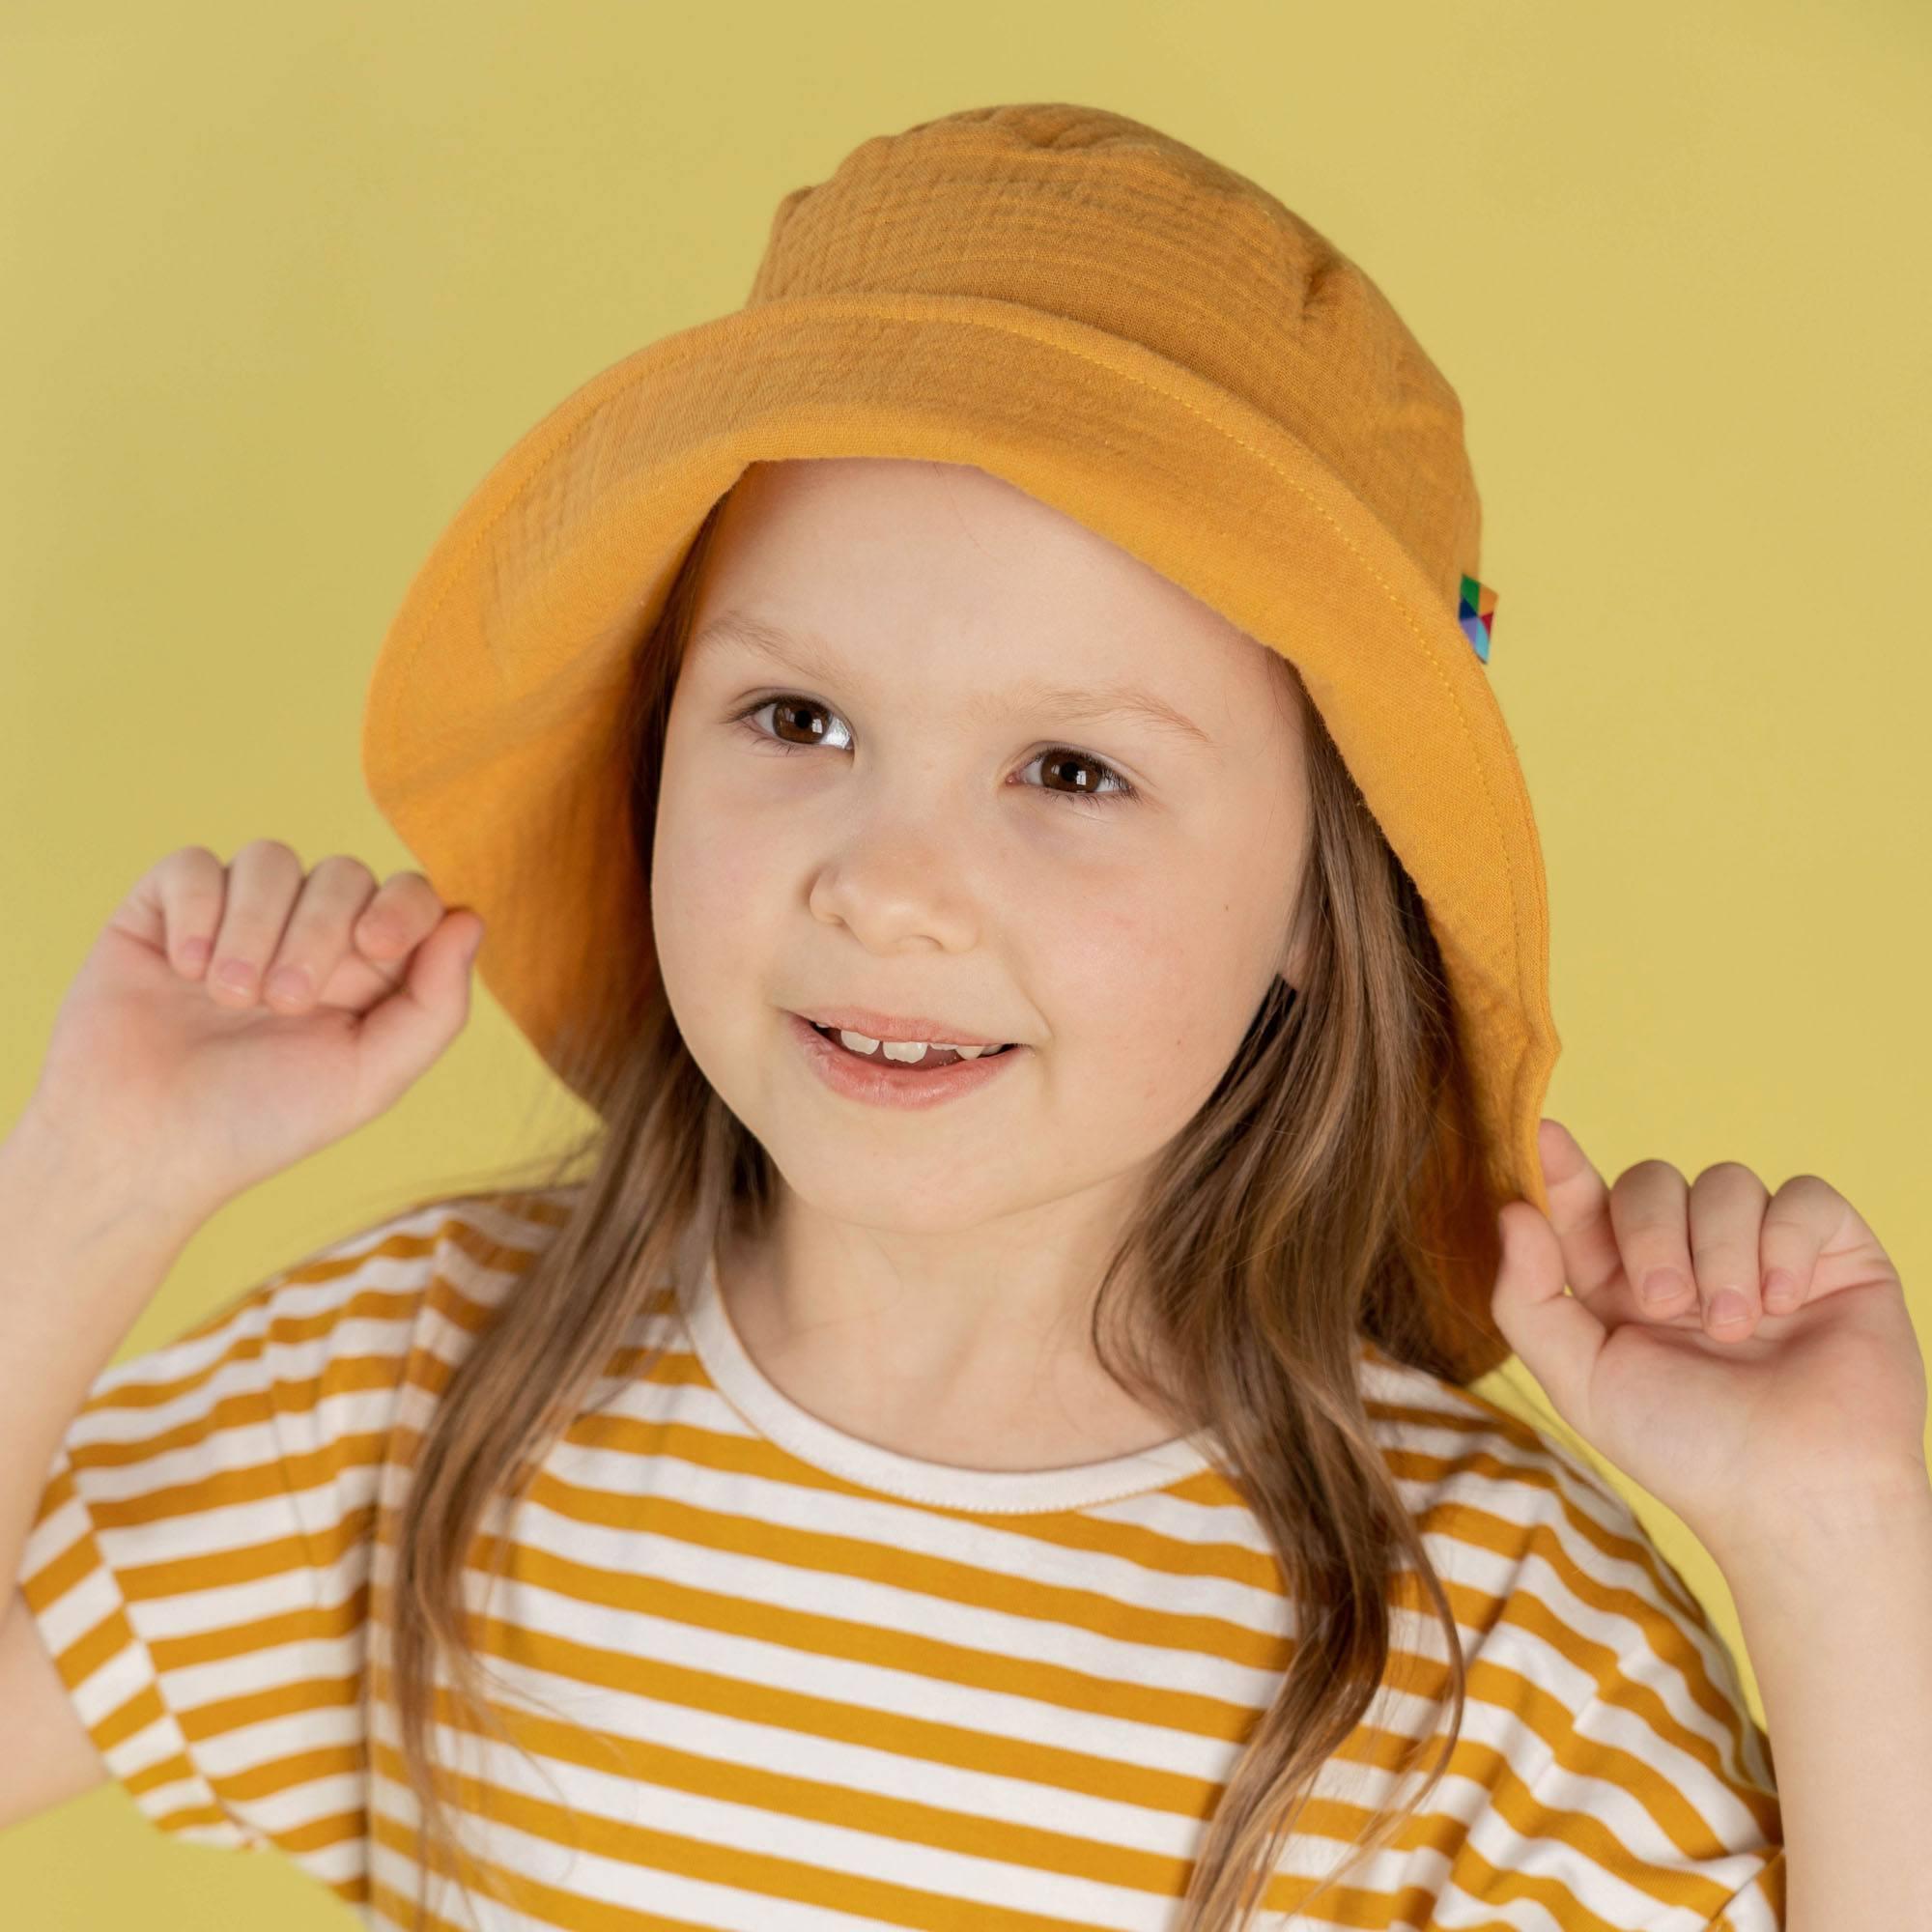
[674,1243,1218,1514]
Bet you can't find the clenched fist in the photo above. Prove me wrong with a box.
[23,840,486,1219]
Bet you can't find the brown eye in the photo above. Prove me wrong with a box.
[732,695,1140,810]
[767,696,831,745]
[1034,749,1123,801]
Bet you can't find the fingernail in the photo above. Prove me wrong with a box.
[1763,1269,1800,1311]
[1709,1290,1749,1327]
[266,965,310,1003]
[1639,1267,1685,1305]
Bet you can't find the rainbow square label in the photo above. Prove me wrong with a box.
[1459,574,1497,663]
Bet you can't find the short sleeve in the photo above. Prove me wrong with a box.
[1411,1414,1787,1929]
[14,1193,470,1867]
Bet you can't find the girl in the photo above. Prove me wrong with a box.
[5,100,1921,1932]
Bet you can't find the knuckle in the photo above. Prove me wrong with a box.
[314,853,379,888]
[1611,1156,1680,1194]
[381,869,440,906]
[358,873,439,943]
[158,847,223,902]
[156,846,226,916]
[1776,1171,1833,1206]
[1691,1158,1759,1192]
[234,837,303,874]
[267,863,380,978]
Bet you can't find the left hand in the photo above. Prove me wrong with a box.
[1490,1119,1929,1566]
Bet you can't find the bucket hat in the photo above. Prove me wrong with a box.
[361,100,1560,1382]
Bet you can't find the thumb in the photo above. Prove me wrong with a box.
[1490,1200,1605,1435]
[353,912,485,1095]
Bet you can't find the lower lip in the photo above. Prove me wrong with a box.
[785,1010,1028,1111]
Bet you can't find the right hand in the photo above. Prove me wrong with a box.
[21,840,486,1218]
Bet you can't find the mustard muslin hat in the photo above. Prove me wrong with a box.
[361,100,1560,1383]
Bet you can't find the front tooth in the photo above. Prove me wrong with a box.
[832,1030,996,1063]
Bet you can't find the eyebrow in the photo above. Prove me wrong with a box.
[687,611,1215,751]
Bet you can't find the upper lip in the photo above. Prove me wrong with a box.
[792,1005,1021,1048]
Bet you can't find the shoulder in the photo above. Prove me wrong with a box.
[1357,1337,1765,1761]
[1357,1334,1653,1557]
[1355,1337,1733,1682]
[1349,1342,1783,1925]
[69,1182,585,1422]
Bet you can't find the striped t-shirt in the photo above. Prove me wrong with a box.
[19,1187,1785,1928]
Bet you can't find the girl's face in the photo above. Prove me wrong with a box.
[652,456,1311,1243]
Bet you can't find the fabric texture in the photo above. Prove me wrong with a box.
[20,1190,1783,1928]
[358,99,1561,1384]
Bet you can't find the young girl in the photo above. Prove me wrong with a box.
[4,99,1919,1932]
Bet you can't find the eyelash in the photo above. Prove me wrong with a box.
[727,694,1142,811]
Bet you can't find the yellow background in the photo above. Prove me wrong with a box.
[3,1,1927,1921]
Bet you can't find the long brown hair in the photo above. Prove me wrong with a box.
[374,479,1557,1929]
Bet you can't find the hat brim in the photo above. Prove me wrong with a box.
[362,293,1559,1344]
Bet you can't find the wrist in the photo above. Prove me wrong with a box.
[3,1104,223,1249]
[1706,1472,1932,1598]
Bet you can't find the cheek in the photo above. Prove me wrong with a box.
[650,770,779,1013]
[1041,883,1256,1103]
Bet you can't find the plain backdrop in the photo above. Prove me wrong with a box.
[2,1,1927,1922]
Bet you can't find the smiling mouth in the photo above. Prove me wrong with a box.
[804,1019,1017,1065]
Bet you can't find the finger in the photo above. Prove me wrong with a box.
[146,845,228,977]
[352,909,485,1106]
[204,839,307,1007]
[1490,1200,1608,1439]
[1688,1161,1772,1339]
[1760,1172,1840,1313]
[261,856,382,1009]
[351,871,445,960]
[1606,1157,1695,1314]
[1533,1119,1628,1305]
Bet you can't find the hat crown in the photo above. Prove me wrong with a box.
[746,103,1482,611]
